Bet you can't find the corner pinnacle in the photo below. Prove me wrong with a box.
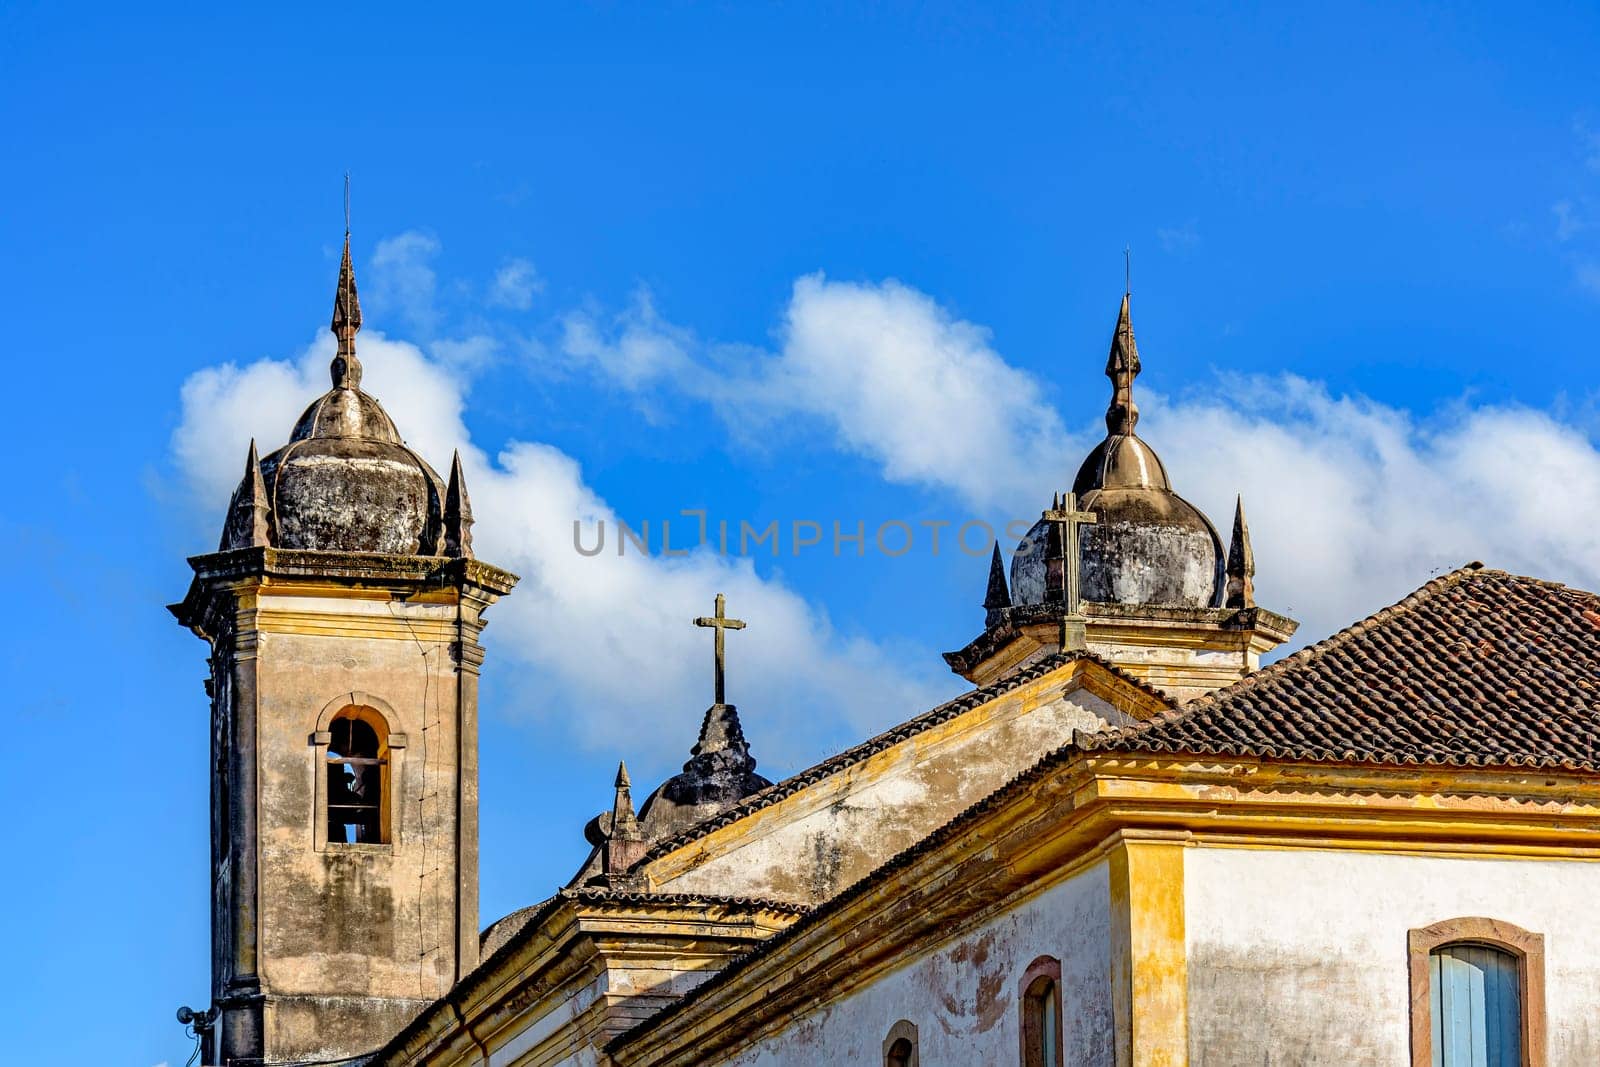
[1225,494,1256,609]
[984,542,1012,618]
[443,449,474,558]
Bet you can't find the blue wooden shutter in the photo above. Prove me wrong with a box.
[1430,943,1522,1067]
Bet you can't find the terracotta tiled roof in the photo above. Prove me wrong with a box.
[1080,564,1600,769]
[631,651,1174,869]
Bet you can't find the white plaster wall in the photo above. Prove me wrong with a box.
[659,689,1135,904]
[720,860,1114,1066]
[1186,847,1600,1066]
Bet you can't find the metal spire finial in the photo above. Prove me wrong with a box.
[1104,292,1140,435]
[330,176,363,390]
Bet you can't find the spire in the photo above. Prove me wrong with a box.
[983,542,1011,625]
[601,760,645,876]
[330,230,364,390]
[443,449,474,558]
[220,439,272,550]
[1104,293,1140,435]
[610,761,640,836]
[1225,495,1256,608]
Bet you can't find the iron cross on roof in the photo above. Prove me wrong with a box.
[1042,491,1098,620]
[694,593,746,707]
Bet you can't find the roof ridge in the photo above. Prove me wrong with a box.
[1078,562,1491,751]
[606,733,1083,1055]
[628,651,1171,870]
[1185,561,1484,710]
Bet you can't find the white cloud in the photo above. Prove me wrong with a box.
[563,274,1600,652]
[564,274,1071,511]
[1143,380,1600,646]
[1554,199,1585,242]
[489,258,543,310]
[171,331,951,773]
[1157,221,1201,253]
[562,289,700,393]
[370,231,441,334]
[1578,261,1600,298]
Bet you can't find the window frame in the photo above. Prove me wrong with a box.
[882,1019,918,1067]
[1019,954,1064,1067]
[311,692,405,852]
[1408,917,1546,1067]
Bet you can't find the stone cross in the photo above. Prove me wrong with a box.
[694,593,746,707]
[1042,491,1098,619]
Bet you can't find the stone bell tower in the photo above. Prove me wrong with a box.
[171,232,517,1065]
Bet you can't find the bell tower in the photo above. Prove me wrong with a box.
[171,232,517,1065]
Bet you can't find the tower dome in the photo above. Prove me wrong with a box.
[1010,295,1223,608]
[216,233,472,558]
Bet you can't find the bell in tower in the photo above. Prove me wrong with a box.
[170,227,517,1065]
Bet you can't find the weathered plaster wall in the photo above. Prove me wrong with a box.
[1186,847,1600,1066]
[245,589,474,1059]
[718,860,1114,1066]
[654,684,1134,903]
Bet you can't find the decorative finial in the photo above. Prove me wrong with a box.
[984,543,1011,626]
[220,439,273,550]
[1124,245,1131,297]
[602,760,644,875]
[443,450,475,558]
[1225,495,1256,608]
[694,593,747,707]
[330,182,363,390]
[1104,293,1140,435]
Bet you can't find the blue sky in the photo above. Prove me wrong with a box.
[4,3,1600,1062]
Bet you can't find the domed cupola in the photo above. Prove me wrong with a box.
[1010,295,1223,609]
[947,289,1296,701]
[216,233,474,558]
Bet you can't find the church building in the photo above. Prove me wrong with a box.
[172,233,1600,1066]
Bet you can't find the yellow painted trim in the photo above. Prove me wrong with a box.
[1109,834,1188,1067]
[255,609,458,641]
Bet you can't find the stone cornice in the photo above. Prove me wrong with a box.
[169,547,518,636]
[943,600,1299,674]
[371,892,806,1066]
[629,655,1174,884]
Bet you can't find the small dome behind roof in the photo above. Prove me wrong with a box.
[1010,294,1223,609]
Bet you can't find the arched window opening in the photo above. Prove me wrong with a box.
[326,707,388,844]
[1408,917,1545,1067]
[1429,943,1521,1067]
[1020,956,1063,1067]
[883,1020,918,1067]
